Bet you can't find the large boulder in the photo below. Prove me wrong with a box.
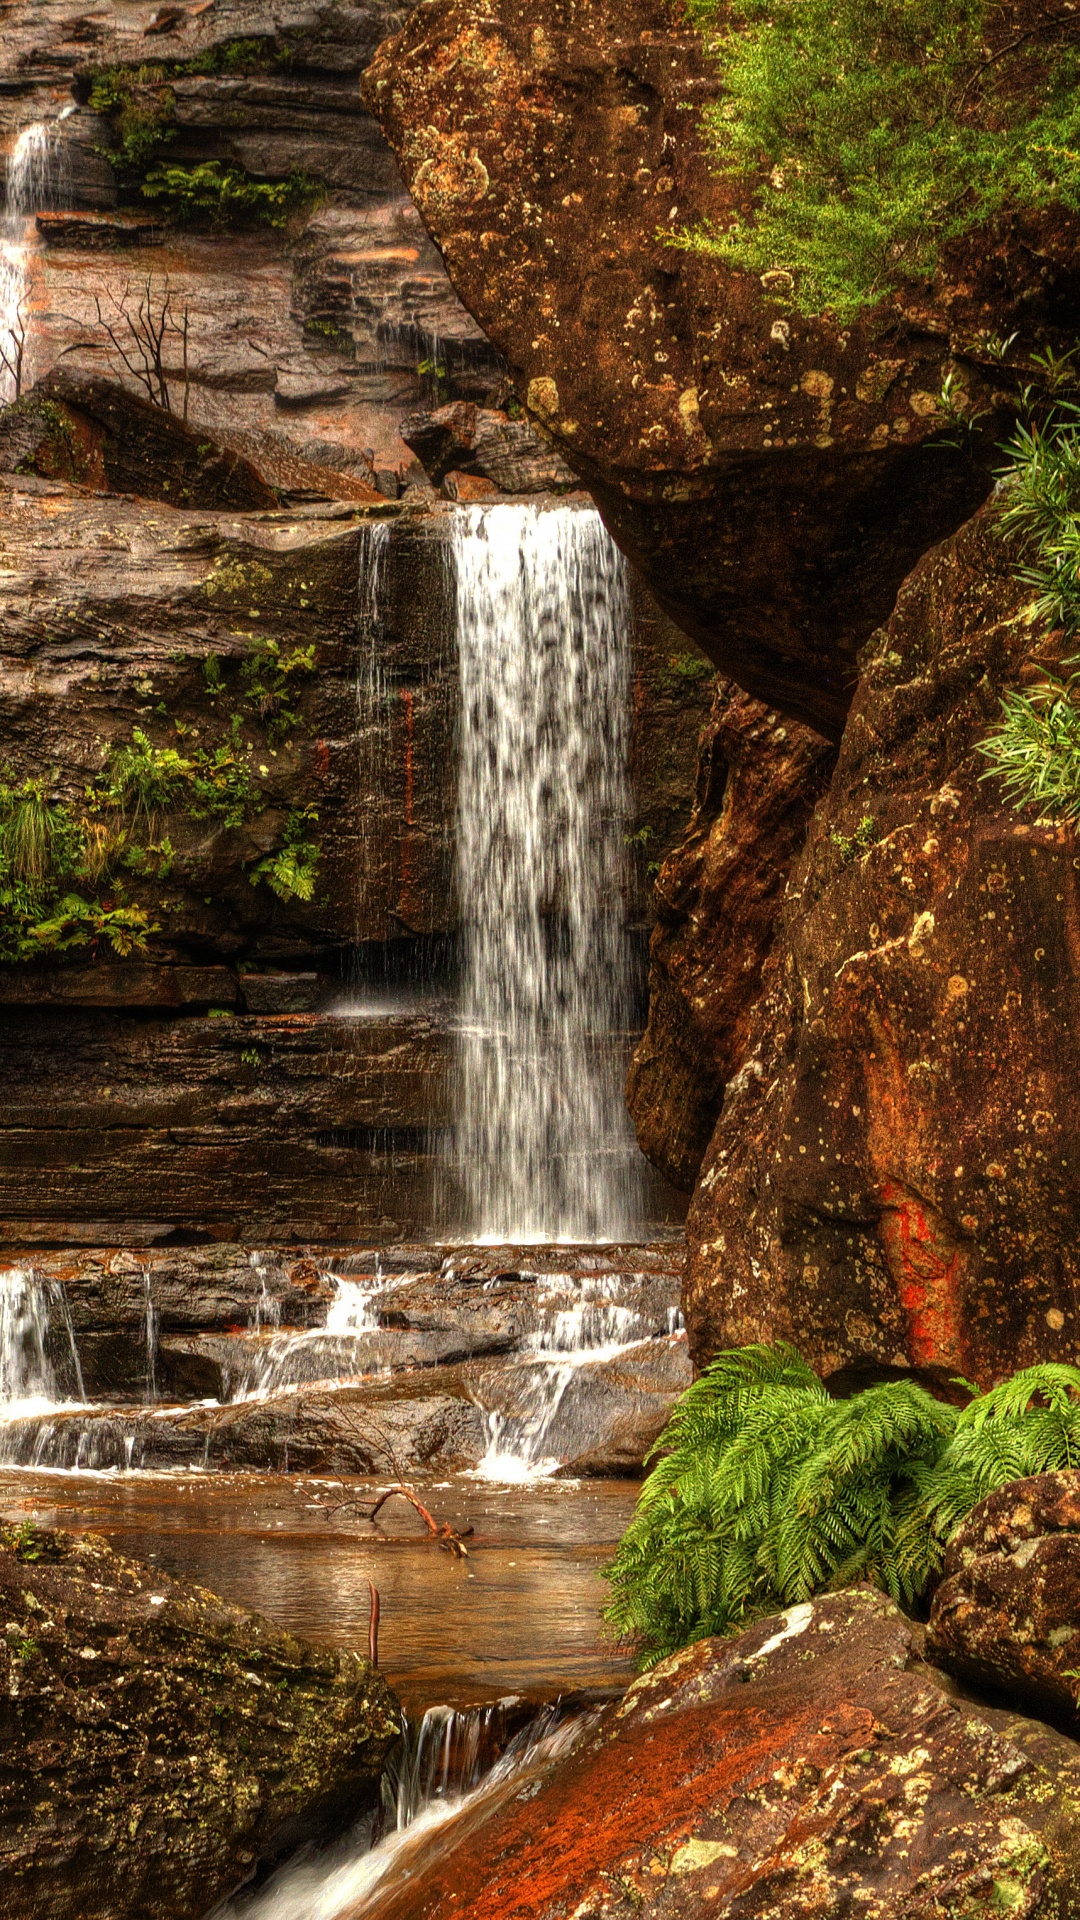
[684,503,1080,1389]
[4,374,278,510]
[360,1587,1080,1919]
[928,1472,1080,1728]
[626,682,832,1190]
[0,1523,400,1920]
[360,0,1076,734]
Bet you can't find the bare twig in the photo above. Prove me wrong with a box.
[0,298,27,401]
[324,1481,475,1558]
[87,274,191,415]
[368,1579,380,1665]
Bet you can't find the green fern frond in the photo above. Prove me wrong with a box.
[605,1344,1080,1666]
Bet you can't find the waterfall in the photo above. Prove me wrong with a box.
[475,1269,677,1480]
[450,502,643,1244]
[1,117,69,400]
[0,1266,84,1414]
[217,1699,593,1919]
[354,521,393,937]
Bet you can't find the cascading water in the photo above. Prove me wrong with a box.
[353,520,393,940]
[216,1698,593,1920]
[0,1266,84,1416]
[1,115,70,399]
[230,1270,401,1398]
[475,1269,683,1480]
[450,503,643,1244]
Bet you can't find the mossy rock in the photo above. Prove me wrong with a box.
[0,1523,401,1920]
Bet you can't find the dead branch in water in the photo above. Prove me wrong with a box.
[368,1579,380,1665]
[325,1482,475,1558]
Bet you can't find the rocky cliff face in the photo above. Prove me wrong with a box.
[364,0,1080,1380]
[363,0,1079,736]
[626,684,832,1192]
[1,0,504,481]
[685,506,1080,1390]
[0,457,701,1241]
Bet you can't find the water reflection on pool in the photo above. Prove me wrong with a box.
[0,1468,640,1713]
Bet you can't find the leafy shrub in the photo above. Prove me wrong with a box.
[681,0,1080,319]
[239,637,315,745]
[604,1342,1080,1665]
[89,66,177,173]
[97,729,193,830]
[0,779,154,963]
[139,162,321,229]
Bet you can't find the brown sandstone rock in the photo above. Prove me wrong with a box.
[401,400,577,493]
[33,371,280,509]
[362,1587,1080,1920]
[684,503,1080,1388]
[360,0,1071,734]
[0,1523,400,1920]
[928,1471,1080,1728]
[626,682,832,1191]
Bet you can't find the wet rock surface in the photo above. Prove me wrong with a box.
[928,1471,1080,1729]
[0,1244,688,1475]
[627,682,833,1192]
[684,504,1080,1388]
[358,0,1068,735]
[361,1587,1080,1920]
[0,469,699,1242]
[0,1522,400,1920]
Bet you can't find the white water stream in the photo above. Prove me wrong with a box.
[451,503,642,1244]
[218,1700,593,1920]
[1,116,70,399]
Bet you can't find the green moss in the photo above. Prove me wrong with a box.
[680,0,1080,320]
[140,162,323,230]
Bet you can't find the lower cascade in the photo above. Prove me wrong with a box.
[451,503,643,1244]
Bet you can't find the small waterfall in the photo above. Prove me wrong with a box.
[352,520,394,944]
[0,1266,83,1415]
[1,116,70,400]
[230,1270,398,1399]
[475,1270,673,1480]
[142,1270,159,1404]
[450,503,643,1243]
[217,1699,593,1920]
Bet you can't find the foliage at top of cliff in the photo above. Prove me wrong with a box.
[681,0,1080,320]
[605,1341,1080,1664]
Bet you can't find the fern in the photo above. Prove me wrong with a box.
[605,1350,1080,1666]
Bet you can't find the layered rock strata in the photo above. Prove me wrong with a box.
[0,1243,689,1474]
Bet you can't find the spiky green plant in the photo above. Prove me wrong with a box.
[604,1344,1080,1666]
[978,407,1080,819]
